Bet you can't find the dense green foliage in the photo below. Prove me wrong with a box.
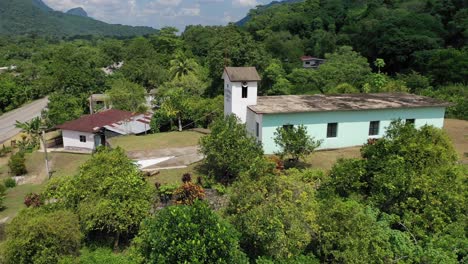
[106,78,147,112]
[322,121,467,262]
[2,209,82,264]
[59,248,135,264]
[133,201,248,264]
[44,147,153,247]
[199,115,264,184]
[0,0,157,37]
[0,183,6,209]
[226,167,321,260]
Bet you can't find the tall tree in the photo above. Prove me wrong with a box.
[106,78,147,112]
[45,147,153,249]
[199,115,264,184]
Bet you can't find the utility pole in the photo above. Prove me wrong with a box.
[41,130,50,179]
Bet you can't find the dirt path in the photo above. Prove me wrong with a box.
[127,146,203,170]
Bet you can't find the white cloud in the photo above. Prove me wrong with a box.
[42,0,268,30]
[156,0,182,6]
[232,0,257,7]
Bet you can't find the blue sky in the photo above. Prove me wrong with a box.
[43,0,273,31]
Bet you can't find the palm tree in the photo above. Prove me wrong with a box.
[15,117,42,143]
[169,52,198,79]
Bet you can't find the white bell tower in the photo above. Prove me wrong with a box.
[222,67,260,123]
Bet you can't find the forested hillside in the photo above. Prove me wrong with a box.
[0,0,157,37]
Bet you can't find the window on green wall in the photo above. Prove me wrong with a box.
[256,122,259,137]
[283,124,293,130]
[369,121,380,136]
[406,119,415,125]
[327,123,338,138]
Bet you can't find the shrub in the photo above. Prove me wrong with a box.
[0,183,6,210]
[155,183,178,204]
[24,193,43,208]
[59,248,135,264]
[0,145,13,157]
[3,178,16,188]
[134,201,248,263]
[8,151,27,176]
[173,183,205,205]
[3,209,82,264]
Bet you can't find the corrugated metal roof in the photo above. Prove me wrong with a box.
[104,113,152,135]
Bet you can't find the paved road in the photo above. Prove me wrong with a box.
[0,97,49,144]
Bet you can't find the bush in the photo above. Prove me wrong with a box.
[3,178,16,188]
[24,193,43,208]
[173,181,205,205]
[59,248,135,264]
[155,183,178,204]
[0,183,6,210]
[8,151,27,176]
[134,201,248,263]
[0,145,13,157]
[3,209,82,264]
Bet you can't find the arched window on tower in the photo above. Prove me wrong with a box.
[242,82,248,98]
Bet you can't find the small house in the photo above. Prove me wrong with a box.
[223,67,451,154]
[300,56,325,69]
[57,109,151,152]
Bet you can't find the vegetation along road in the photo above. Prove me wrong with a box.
[0,98,48,144]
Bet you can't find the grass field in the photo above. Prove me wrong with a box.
[109,131,204,151]
[146,163,202,186]
[0,152,90,222]
[0,184,43,221]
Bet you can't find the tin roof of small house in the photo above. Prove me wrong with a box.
[300,56,325,61]
[57,109,142,133]
[247,93,452,114]
[223,67,261,81]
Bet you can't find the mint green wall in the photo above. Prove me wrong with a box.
[260,107,446,154]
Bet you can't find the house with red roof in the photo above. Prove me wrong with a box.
[56,109,151,152]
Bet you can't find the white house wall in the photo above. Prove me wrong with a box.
[260,107,446,154]
[62,130,95,151]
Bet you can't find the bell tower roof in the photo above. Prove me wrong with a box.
[223,67,261,82]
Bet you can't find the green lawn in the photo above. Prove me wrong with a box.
[0,183,44,221]
[0,152,90,223]
[303,147,362,171]
[109,131,204,151]
[146,163,203,186]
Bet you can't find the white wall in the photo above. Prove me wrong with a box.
[246,108,263,141]
[223,72,258,123]
[62,130,95,151]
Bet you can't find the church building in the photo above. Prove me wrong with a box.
[222,67,450,154]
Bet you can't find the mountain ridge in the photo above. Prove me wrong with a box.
[236,0,304,26]
[0,0,157,37]
[66,7,88,18]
